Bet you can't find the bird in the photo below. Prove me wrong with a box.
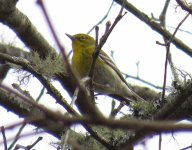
[66,33,145,102]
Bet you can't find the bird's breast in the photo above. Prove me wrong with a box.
[72,51,93,78]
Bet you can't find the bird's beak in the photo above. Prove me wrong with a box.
[65,33,75,41]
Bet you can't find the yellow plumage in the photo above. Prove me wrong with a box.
[66,33,143,100]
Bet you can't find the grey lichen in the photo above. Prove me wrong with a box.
[27,51,68,78]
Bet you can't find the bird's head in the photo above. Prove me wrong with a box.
[66,33,95,49]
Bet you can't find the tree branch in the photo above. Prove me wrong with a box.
[0,0,54,58]
[114,0,192,57]
[118,81,192,149]
[176,0,192,14]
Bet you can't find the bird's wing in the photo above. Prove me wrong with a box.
[98,50,147,102]
[98,50,129,86]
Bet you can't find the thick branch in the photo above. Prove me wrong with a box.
[118,81,192,149]
[176,0,192,14]
[0,87,63,138]
[0,52,112,149]
[0,0,55,58]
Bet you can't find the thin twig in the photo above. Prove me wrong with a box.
[180,144,192,150]
[158,133,162,150]
[8,123,26,150]
[36,87,45,102]
[123,72,162,89]
[110,101,126,117]
[87,0,114,34]
[97,1,126,53]
[70,87,79,106]
[88,0,126,94]
[158,0,172,105]
[8,85,45,150]
[160,13,190,103]
[14,137,43,150]
[61,131,69,150]
[167,25,192,35]
[3,119,39,135]
[26,137,43,149]
[168,52,180,82]
[88,26,99,78]
[1,131,45,148]
[159,0,171,26]
[88,26,99,99]
[104,21,111,35]
[159,0,180,86]
[1,126,7,150]
[168,13,190,44]
[136,61,140,78]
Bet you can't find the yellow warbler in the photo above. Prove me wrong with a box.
[66,33,143,101]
